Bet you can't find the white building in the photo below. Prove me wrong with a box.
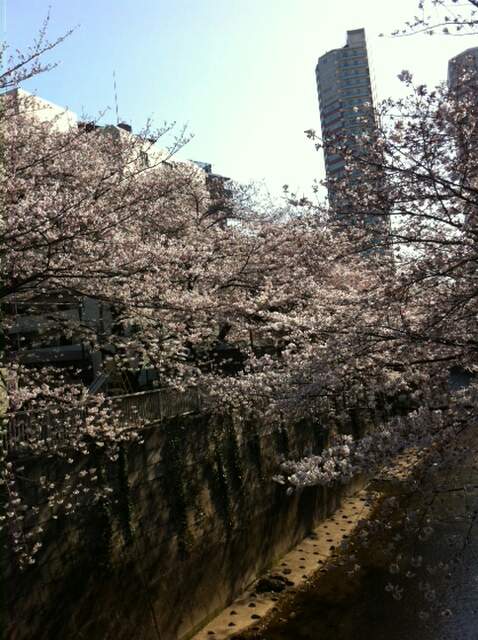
[3,89,212,392]
[4,87,78,132]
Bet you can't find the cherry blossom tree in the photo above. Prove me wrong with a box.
[3,7,478,590]
[0,12,74,92]
[271,64,477,465]
[0,77,347,565]
[257,20,478,619]
[0,90,202,564]
[390,0,478,37]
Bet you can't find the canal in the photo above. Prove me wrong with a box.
[238,434,478,640]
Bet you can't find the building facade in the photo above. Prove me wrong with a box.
[448,47,478,230]
[192,160,232,227]
[448,46,478,92]
[315,28,377,206]
[4,88,79,132]
[3,90,212,393]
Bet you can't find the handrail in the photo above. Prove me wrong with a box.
[4,387,203,452]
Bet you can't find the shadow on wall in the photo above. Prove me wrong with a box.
[5,407,373,640]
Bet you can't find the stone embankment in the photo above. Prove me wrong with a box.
[192,488,373,639]
[7,405,374,640]
[216,432,478,640]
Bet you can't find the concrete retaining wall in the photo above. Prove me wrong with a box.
[5,409,370,640]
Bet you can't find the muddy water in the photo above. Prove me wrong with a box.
[240,447,478,640]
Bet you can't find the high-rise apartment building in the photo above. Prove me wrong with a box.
[315,28,377,204]
[448,47,478,229]
[448,46,478,92]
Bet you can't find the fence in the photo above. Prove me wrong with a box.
[4,387,203,452]
[112,386,202,426]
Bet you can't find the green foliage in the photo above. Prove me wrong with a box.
[312,421,328,454]
[274,426,290,457]
[89,455,113,574]
[223,422,243,498]
[207,445,233,534]
[115,444,133,547]
[161,421,191,554]
[90,497,113,574]
[246,422,263,481]
[348,407,362,440]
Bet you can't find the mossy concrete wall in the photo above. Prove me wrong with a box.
[5,410,370,640]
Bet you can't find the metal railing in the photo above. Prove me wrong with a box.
[112,386,202,427]
[4,387,203,452]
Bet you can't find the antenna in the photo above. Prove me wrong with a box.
[113,70,120,124]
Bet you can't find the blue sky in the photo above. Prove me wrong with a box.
[4,1,476,194]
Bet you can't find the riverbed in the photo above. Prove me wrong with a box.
[238,434,478,640]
